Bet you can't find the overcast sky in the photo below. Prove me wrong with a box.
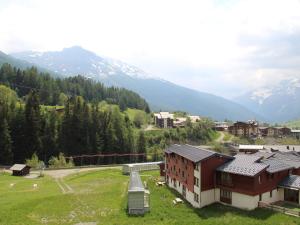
[1,0,300,98]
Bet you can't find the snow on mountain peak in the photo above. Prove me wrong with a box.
[250,89,273,105]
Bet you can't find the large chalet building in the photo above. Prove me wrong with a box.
[228,121,292,138]
[165,144,300,210]
[228,121,259,137]
[154,112,174,128]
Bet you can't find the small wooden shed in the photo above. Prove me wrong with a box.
[10,164,31,176]
[128,171,150,215]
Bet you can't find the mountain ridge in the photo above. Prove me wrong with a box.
[10,46,262,121]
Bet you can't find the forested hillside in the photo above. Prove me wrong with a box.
[0,63,150,112]
[0,64,216,166]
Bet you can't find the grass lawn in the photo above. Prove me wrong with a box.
[0,169,299,225]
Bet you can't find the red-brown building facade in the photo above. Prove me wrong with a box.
[165,145,300,210]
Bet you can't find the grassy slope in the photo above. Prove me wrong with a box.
[284,119,300,129]
[0,169,298,225]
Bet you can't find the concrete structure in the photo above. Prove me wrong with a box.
[291,130,300,139]
[10,164,31,176]
[165,144,300,210]
[239,145,264,153]
[153,112,174,128]
[128,171,149,215]
[122,162,163,175]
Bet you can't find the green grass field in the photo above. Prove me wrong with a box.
[0,169,299,225]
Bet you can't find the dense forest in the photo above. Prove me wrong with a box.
[0,64,216,167]
[0,63,150,112]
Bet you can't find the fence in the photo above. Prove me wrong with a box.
[258,202,300,217]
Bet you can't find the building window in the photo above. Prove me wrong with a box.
[270,190,272,198]
[195,164,199,171]
[259,194,262,201]
[194,177,199,187]
[182,171,185,178]
[179,182,181,187]
[220,189,231,199]
[258,176,261,184]
[174,180,177,188]
[221,172,232,185]
[194,193,199,203]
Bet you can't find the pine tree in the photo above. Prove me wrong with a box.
[0,118,13,165]
[24,90,42,158]
[137,131,146,162]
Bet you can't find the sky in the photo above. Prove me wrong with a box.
[1,0,300,98]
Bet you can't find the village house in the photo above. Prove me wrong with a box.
[213,122,229,131]
[164,144,300,210]
[153,112,174,128]
[228,121,259,137]
[259,127,291,137]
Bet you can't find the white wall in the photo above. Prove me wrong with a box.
[200,189,219,208]
[231,192,259,210]
[261,188,283,204]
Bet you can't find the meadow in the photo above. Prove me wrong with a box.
[0,169,299,225]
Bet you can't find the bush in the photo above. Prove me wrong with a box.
[48,153,74,168]
[26,153,44,169]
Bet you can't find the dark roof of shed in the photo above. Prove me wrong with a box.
[279,175,300,190]
[165,144,232,163]
[128,171,144,192]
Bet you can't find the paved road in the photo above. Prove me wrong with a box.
[43,166,122,178]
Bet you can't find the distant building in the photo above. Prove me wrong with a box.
[10,164,31,176]
[259,127,291,137]
[128,172,150,215]
[173,117,187,128]
[153,112,174,128]
[291,130,300,139]
[228,121,258,137]
[214,122,229,131]
[188,115,201,123]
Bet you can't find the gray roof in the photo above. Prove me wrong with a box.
[128,172,145,192]
[165,144,231,163]
[271,152,300,169]
[279,175,300,190]
[262,159,293,173]
[10,164,29,171]
[217,155,268,177]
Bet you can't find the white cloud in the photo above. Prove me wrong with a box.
[1,0,300,98]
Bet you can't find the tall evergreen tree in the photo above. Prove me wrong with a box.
[0,118,13,165]
[24,90,42,158]
[137,131,146,162]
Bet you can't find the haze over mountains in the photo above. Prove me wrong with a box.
[235,78,300,122]
[4,46,260,121]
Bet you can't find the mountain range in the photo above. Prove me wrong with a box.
[4,46,262,121]
[235,78,300,122]
[4,46,299,122]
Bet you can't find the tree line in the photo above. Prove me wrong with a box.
[0,63,150,112]
[0,85,147,165]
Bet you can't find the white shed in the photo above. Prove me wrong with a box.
[128,171,150,215]
[122,161,163,175]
